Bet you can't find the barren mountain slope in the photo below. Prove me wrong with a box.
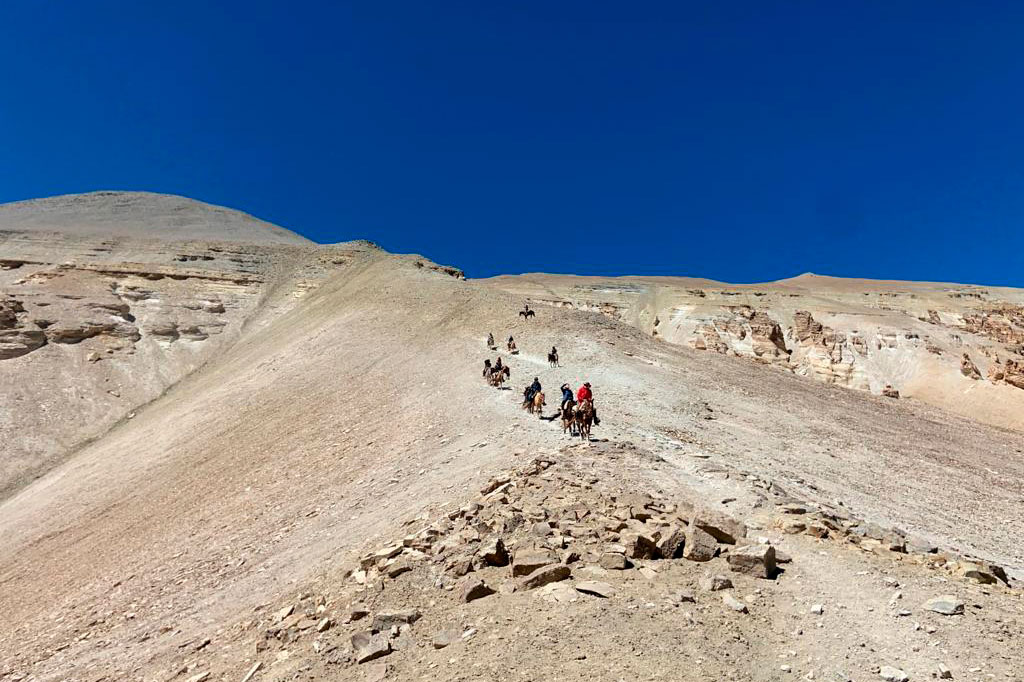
[1,208,1021,682]
[482,272,1024,431]
[0,191,310,245]
[0,231,322,498]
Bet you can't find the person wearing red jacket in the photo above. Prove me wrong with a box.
[576,382,600,425]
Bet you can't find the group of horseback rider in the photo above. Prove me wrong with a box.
[487,332,519,352]
[481,303,601,436]
[559,381,600,425]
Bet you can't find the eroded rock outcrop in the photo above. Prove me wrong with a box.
[960,353,982,380]
[961,306,1024,346]
[789,311,867,388]
[0,298,48,359]
[691,306,789,363]
[988,357,1024,390]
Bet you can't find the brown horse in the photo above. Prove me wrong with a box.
[547,350,559,367]
[575,399,593,441]
[523,391,545,415]
[519,309,535,321]
[487,365,510,387]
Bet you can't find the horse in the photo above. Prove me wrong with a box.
[526,391,545,416]
[560,401,576,435]
[575,399,593,441]
[547,350,559,367]
[487,365,510,387]
[519,309,535,321]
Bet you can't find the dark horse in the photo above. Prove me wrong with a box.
[547,350,559,367]
[575,399,594,441]
[519,309,535,320]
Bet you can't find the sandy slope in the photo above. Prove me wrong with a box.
[0,195,1021,681]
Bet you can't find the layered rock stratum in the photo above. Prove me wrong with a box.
[0,192,1021,682]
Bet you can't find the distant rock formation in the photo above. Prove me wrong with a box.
[690,306,789,363]
[960,353,982,380]
[789,311,868,389]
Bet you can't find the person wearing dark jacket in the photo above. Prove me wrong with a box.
[560,384,574,409]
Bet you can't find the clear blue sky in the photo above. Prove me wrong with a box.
[2,2,1022,284]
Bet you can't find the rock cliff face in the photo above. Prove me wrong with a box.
[691,306,789,363]
[481,273,1024,431]
[787,310,868,388]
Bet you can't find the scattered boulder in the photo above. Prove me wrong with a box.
[459,577,496,603]
[432,629,460,649]
[512,550,557,577]
[384,561,412,578]
[575,581,616,598]
[805,522,829,539]
[518,564,571,590]
[690,508,745,544]
[721,593,748,613]
[478,538,510,566]
[621,531,659,559]
[672,590,697,604]
[879,666,909,682]
[727,544,776,578]
[699,574,733,592]
[351,631,392,663]
[953,560,1007,585]
[682,525,717,562]
[599,552,630,570]
[656,526,686,559]
[781,519,807,534]
[923,595,964,615]
[371,609,421,632]
[531,521,554,537]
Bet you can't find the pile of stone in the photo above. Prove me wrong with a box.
[314,455,786,666]
[769,501,1012,588]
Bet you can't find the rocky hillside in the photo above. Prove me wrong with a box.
[481,273,1024,432]
[0,194,1020,682]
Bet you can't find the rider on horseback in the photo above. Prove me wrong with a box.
[560,383,574,412]
[495,356,503,370]
[507,336,516,352]
[487,332,495,347]
[577,382,600,425]
[524,377,542,405]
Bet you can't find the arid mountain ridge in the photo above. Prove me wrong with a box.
[1,192,1021,682]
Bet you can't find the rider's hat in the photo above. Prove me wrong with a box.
[584,382,591,387]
